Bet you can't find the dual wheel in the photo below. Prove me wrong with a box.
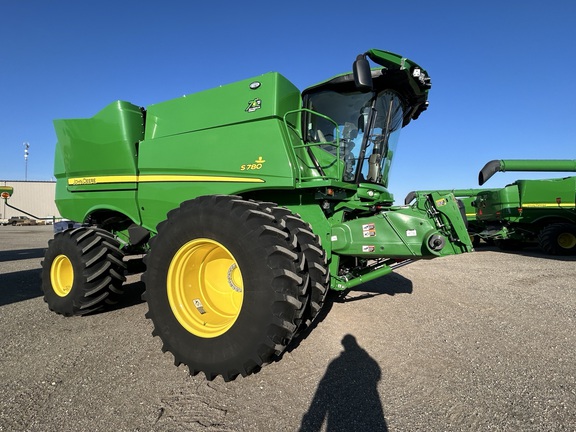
[40,196,330,381]
[142,195,329,381]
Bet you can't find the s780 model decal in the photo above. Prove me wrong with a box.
[240,156,266,171]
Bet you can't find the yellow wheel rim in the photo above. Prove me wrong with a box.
[557,232,576,249]
[167,238,244,338]
[50,255,74,297]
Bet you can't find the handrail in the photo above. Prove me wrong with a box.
[282,108,342,184]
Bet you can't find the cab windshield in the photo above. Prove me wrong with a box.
[305,89,404,187]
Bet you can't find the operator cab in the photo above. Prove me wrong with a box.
[303,88,403,186]
[301,49,431,189]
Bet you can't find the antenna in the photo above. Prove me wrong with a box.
[23,142,29,181]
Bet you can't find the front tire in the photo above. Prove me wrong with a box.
[143,195,308,381]
[41,227,126,316]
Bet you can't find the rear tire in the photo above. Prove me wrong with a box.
[538,223,576,255]
[143,195,308,381]
[258,202,329,329]
[41,227,126,316]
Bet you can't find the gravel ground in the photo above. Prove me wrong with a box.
[0,225,575,431]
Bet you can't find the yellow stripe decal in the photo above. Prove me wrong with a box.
[68,176,136,185]
[137,175,264,183]
[68,175,265,186]
[521,203,574,208]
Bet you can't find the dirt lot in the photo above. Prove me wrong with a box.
[1,225,575,431]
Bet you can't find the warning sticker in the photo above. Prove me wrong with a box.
[362,245,375,253]
[362,223,376,238]
[193,299,206,314]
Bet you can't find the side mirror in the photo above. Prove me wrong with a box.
[353,55,373,92]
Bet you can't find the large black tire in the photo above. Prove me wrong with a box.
[41,227,126,316]
[538,223,576,255]
[257,202,329,329]
[142,195,309,381]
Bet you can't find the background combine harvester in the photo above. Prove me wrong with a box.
[407,160,576,255]
[475,159,576,255]
[41,49,472,381]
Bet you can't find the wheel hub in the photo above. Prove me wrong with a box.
[50,254,74,297]
[167,238,244,338]
[557,232,576,249]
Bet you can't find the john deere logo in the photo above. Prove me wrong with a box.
[246,98,262,113]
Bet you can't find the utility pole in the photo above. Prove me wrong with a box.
[23,142,29,181]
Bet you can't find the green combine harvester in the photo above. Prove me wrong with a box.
[42,49,472,381]
[475,159,576,254]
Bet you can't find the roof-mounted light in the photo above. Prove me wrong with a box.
[413,68,431,89]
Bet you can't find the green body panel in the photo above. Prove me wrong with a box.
[53,100,144,223]
[55,178,143,225]
[277,201,336,255]
[144,73,300,140]
[445,189,492,222]
[53,100,143,181]
[476,186,520,221]
[518,177,576,208]
[137,119,297,231]
[477,177,575,222]
[356,183,394,204]
[475,159,576,242]
[52,48,473,289]
[331,201,467,258]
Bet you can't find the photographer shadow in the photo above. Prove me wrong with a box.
[299,334,388,432]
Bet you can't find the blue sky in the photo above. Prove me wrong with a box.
[1,1,575,203]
